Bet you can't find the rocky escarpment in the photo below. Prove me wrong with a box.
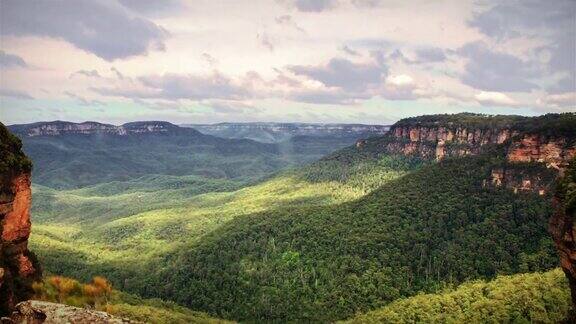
[358,113,576,195]
[0,124,41,316]
[8,121,186,137]
[549,159,576,323]
[386,115,575,168]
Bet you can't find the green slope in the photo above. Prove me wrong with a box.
[30,150,560,321]
[29,154,419,292]
[147,153,558,321]
[342,268,570,324]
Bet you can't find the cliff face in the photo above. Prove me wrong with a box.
[387,124,575,168]
[387,125,513,160]
[0,124,41,316]
[355,114,576,195]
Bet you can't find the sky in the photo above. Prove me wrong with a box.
[0,0,575,125]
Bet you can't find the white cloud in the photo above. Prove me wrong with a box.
[386,74,414,87]
[538,92,576,108]
[474,91,517,106]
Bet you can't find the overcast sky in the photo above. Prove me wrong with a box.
[1,0,575,125]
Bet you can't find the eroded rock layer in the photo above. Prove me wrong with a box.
[0,123,41,316]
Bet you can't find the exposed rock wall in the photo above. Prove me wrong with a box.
[0,124,41,316]
[387,124,576,168]
[508,134,576,171]
[387,125,513,161]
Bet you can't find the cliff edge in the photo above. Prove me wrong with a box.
[0,123,41,316]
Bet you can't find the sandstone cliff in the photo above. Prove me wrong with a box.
[385,114,576,168]
[0,123,41,316]
[354,113,576,195]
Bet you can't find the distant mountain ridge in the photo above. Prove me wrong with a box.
[9,120,191,137]
[6,120,376,189]
[182,122,390,143]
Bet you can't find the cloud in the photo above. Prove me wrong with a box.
[474,91,517,106]
[386,74,413,87]
[0,0,168,61]
[118,0,183,15]
[414,47,446,63]
[381,74,422,100]
[64,91,105,106]
[288,57,387,92]
[202,53,218,67]
[351,0,383,8]
[537,92,576,108]
[94,72,250,101]
[0,88,34,100]
[458,41,538,92]
[275,15,306,33]
[257,33,275,51]
[469,0,575,94]
[70,69,101,78]
[0,51,27,68]
[203,100,262,114]
[287,87,368,105]
[111,67,127,80]
[340,45,360,56]
[281,0,337,12]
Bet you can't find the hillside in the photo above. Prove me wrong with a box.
[22,113,576,321]
[343,268,570,323]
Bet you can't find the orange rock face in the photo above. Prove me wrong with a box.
[387,124,576,169]
[507,135,575,170]
[1,172,40,316]
[1,173,32,242]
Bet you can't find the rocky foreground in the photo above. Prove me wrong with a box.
[1,300,137,323]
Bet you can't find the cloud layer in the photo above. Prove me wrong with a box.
[1,0,574,125]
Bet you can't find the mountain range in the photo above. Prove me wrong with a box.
[181,122,390,143]
[8,120,377,189]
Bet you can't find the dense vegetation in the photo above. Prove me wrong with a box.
[0,122,32,175]
[30,151,560,321]
[556,158,576,216]
[343,268,570,323]
[33,275,229,323]
[394,112,526,129]
[148,154,558,321]
[394,113,576,141]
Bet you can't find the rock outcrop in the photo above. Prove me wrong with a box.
[0,123,41,316]
[549,159,576,323]
[4,300,138,323]
[354,113,576,195]
[387,118,575,169]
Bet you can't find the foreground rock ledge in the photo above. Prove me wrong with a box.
[1,300,138,324]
